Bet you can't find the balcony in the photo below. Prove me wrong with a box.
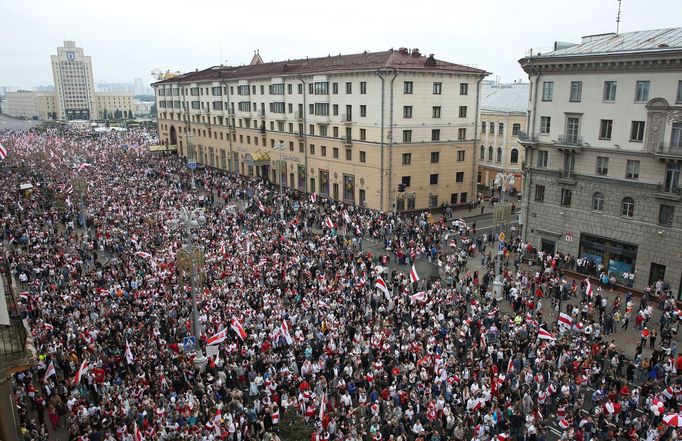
[517,131,538,143]
[341,113,352,125]
[655,141,682,160]
[557,134,583,147]
[343,136,353,148]
[654,183,682,202]
[0,274,33,369]
[557,169,577,185]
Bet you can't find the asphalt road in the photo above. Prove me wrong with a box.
[0,114,40,131]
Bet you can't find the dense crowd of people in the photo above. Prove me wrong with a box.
[0,128,680,441]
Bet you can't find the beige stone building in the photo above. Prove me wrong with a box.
[51,41,99,120]
[154,49,488,212]
[3,91,58,120]
[477,82,528,195]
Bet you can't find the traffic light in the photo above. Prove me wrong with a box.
[398,183,406,192]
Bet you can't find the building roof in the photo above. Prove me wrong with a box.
[480,83,529,113]
[538,28,682,58]
[154,49,488,85]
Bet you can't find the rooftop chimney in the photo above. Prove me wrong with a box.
[398,47,409,55]
[411,48,420,57]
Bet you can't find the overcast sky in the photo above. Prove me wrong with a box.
[2,0,680,89]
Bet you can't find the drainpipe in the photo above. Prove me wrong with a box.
[376,70,386,211]
[220,74,234,173]
[298,76,308,194]
[472,75,484,206]
[386,69,398,213]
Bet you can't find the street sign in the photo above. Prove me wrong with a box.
[565,233,574,242]
[498,242,505,251]
[498,232,506,242]
[187,160,197,170]
[182,336,197,353]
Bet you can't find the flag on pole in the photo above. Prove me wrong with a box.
[324,216,334,229]
[507,356,514,374]
[585,278,593,298]
[230,318,248,341]
[319,393,327,420]
[409,265,420,283]
[208,327,229,345]
[410,291,426,303]
[537,328,556,341]
[135,251,152,259]
[44,361,56,382]
[125,339,135,364]
[73,359,89,384]
[343,211,351,224]
[280,319,294,345]
[558,312,574,330]
[310,192,317,203]
[0,142,7,160]
[375,276,389,297]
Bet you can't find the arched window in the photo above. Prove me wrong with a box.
[488,146,493,161]
[480,145,485,160]
[592,192,604,211]
[510,148,519,163]
[512,123,521,136]
[498,123,504,135]
[497,147,502,162]
[621,197,635,217]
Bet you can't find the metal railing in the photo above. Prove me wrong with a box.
[0,274,27,362]
[517,131,538,142]
[558,134,583,146]
[657,141,682,156]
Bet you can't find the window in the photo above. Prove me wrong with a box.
[659,205,674,226]
[603,81,617,101]
[360,82,367,94]
[345,149,352,161]
[480,145,485,160]
[537,150,548,167]
[621,197,635,217]
[432,129,440,141]
[596,156,609,175]
[490,122,495,134]
[671,122,682,148]
[269,83,284,95]
[321,145,326,156]
[635,80,650,102]
[332,83,338,94]
[402,153,412,165]
[512,123,521,136]
[535,185,545,202]
[298,84,303,94]
[569,81,582,102]
[664,164,680,192]
[459,106,467,118]
[451,193,458,204]
[460,83,468,95]
[630,121,645,142]
[599,119,613,140]
[487,146,493,161]
[320,125,328,136]
[401,176,411,187]
[560,188,572,206]
[309,144,315,155]
[565,116,581,143]
[404,81,413,94]
[429,195,438,208]
[433,82,442,94]
[458,128,466,140]
[359,128,366,141]
[678,81,682,103]
[540,117,551,134]
[460,192,468,203]
[333,147,339,158]
[592,192,605,211]
[496,147,502,162]
[431,152,440,163]
[360,151,366,163]
[332,127,338,137]
[625,160,640,179]
[237,85,249,95]
[430,174,439,185]
[457,150,465,161]
[360,105,366,117]
[314,82,329,95]
[456,172,464,182]
[314,103,329,115]
[403,106,412,118]
[481,121,486,133]
[542,81,554,101]
[402,130,412,142]
[345,82,352,94]
[510,148,519,163]
[432,106,441,118]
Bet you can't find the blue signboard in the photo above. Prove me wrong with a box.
[182,336,196,353]
[187,160,197,170]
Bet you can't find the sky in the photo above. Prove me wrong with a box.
[1,0,681,89]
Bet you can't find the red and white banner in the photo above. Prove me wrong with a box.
[44,361,56,382]
[375,276,389,297]
[230,318,248,341]
[207,327,228,345]
[319,393,327,420]
[310,192,317,204]
[125,339,135,364]
[0,142,7,160]
[537,328,556,341]
[410,291,426,303]
[135,251,152,259]
[585,278,593,298]
[324,216,334,229]
[558,312,574,329]
[280,319,293,345]
[73,359,89,384]
[409,265,420,283]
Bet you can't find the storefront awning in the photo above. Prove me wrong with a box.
[244,151,270,165]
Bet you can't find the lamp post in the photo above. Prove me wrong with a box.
[492,172,515,301]
[171,208,208,371]
[187,132,196,189]
[273,141,286,220]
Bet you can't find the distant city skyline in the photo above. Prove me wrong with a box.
[1,0,681,89]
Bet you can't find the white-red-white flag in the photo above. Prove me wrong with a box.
[537,328,556,341]
[585,278,593,298]
[272,409,280,424]
[73,359,89,384]
[410,265,420,283]
[135,251,152,259]
[258,200,265,212]
[319,393,327,420]
[134,421,144,441]
[324,216,334,229]
[558,312,573,330]
[230,318,248,341]
[409,291,426,303]
[375,276,389,297]
[125,339,135,364]
[219,243,226,255]
[65,196,72,208]
[208,327,229,345]
[44,361,56,382]
[343,211,351,224]
[0,142,7,160]
[280,319,294,345]
[76,162,91,172]
[310,192,317,203]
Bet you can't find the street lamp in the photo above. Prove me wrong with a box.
[273,141,286,220]
[492,172,515,301]
[187,132,196,189]
[170,208,208,371]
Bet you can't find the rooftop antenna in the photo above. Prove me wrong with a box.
[616,0,623,35]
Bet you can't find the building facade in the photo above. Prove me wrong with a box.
[51,41,99,120]
[3,91,58,119]
[477,82,528,194]
[154,49,488,212]
[518,28,682,298]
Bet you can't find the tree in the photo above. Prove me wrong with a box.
[102,109,108,120]
[114,110,123,119]
[150,104,157,116]
[129,109,134,118]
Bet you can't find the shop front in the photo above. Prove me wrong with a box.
[578,233,638,284]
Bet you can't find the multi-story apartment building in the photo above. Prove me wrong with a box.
[518,28,682,298]
[51,40,99,120]
[477,82,528,194]
[154,49,488,212]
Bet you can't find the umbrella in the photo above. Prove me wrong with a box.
[663,414,682,427]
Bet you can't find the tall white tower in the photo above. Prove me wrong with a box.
[51,41,98,120]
